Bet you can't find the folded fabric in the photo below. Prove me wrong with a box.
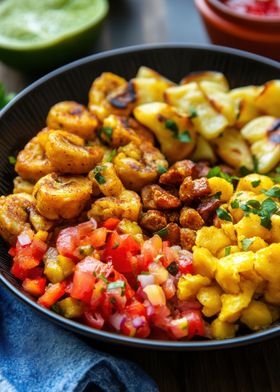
[0,284,158,392]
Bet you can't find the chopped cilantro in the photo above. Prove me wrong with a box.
[241,238,254,251]
[100,126,113,142]
[239,166,251,176]
[251,180,261,188]
[225,246,231,256]
[189,106,198,119]
[253,155,259,173]
[154,227,168,238]
[106,149,117,163]
[8,156,16,165]
[213,191,222,200]
[165,119,178,134]
[98,274,109,284]
[261,198,278,214]
[93,165,106,184]
[107,280,126,290]
[262,186,280,199]
[177,130,192,143]
[216,208,232,222]
[246,200,261,209]
[167,261,179,276]
[230,199,239,209]
[207,166,236,184]
[157,165,167,174]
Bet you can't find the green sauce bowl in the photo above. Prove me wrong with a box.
[0,0,109,71]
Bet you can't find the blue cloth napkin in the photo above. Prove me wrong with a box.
[0,284,158,392]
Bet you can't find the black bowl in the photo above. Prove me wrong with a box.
[1,44,280,350]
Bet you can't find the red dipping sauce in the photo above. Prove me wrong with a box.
[222,0,280,16]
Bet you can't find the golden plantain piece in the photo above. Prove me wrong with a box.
[88,189,141,223]
[45,130,104,174]
[15,129,54,182]
[33,173,92,220]
[190,135,216,163]
[47,101,98,140]
[100,115,140,147]
[180,71,229,92]
[114,141,168,192]
[88,163,124,197]
[255,80,280,117]
[0,193,53,244]
[127,117,155,144]
[88,72,128,121]
[213,128,253,171]
[134,102,196,163]
[241,116,280,173]
[13,176,34,194]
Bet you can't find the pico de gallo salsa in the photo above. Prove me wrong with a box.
[222,0,280,16]
[9,218,205,340]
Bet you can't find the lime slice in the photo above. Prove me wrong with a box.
[0,0,109,70]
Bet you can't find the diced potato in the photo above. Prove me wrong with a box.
[254,244,280,283]
[229,85,262,128]
[218,280,255,322]
[136,66,174,86]
[190,135,216,163]
[192,246,218,279]
[240,300,272,331]
[241,116,275,143]
[197,286,222,317]
[228,191,257,223]
[199,81,238,125]
[134,102,196,162]
[211,319,237,339]
[271,215,280,243]
[58,297,84,319]
[236,174,274,194]
[164,83,229,139]
[265,282,280,305]
[208,177,234,202]
[181,71,229,92]
[177,274,211,301]
[216,251,255,294]
[255,80,280,116]
[212,128,253,170]
[251,139,280,174]
[238,236,267,252]
[235,214,271,242]
[195,226,231,256]
[132,77,172,104]
[220,222,237,242]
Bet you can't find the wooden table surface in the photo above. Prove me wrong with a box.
[1,1,280,391]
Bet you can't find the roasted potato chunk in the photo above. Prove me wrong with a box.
[114,142,168,192]
[229,86,262,128]
[47,101,98,139]
[88,190,141,223]
[181,71,229,92]
[46,131,104,174]
[255,80,280,117]
[33,173,92,220]
[134,102,196,162]
[190,135,216,163]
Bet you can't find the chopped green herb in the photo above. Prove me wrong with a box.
[189,106,198,119]
[107,280,126,290]
[167,261,179,276]
[251,180,261,188]
[230,199,239,209]
[100,126,113,142]
[239,166,251,176]
[112,241,119,249]
[253,155,259,173]
[241,238,254,251]
[165,119,178,134]
[93,165,106,185]
[207,166,236,184]
[262,186,280,199]
[216,208,232,222]
[0,83,15,109]
[225,246,231,256]
[154,227,168,238]
[260,210,272,230]
[106,149,117,163]
[213,191,222,200]
[177,130,192,143]
[8,156,16,165]
[157,165,167,174]
[98,274,109,284]
[246,200,261,209]
[261,198,278,214]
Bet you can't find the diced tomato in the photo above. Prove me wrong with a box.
[103,232,141,273]
[103,218,120,230]
[121,318,137,337]
[90,279,107,309]
[56,227,79,259]
[183,310,204,339]
[162,244,178,267]
[77,256,114,277]
[11,259,30,280]
[28,267,44,279]
[142,235,162,266]
[178,252,193,274]
[125,300,146,318]
[29,239,48,260]
[162,278,176,299]
[71,271,95,303]
[84,311,104,329]
[22,277,46,297]
[76,221,96,237]
[87,227,107,248]
[37,282,65,308]
[8,247,16,257]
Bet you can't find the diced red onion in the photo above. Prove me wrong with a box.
[137,274,155,288]
[18,233,31,246]
[109,313,126,331]
[133,316,146,328]
[145,301,155,318]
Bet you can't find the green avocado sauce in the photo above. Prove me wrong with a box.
[0,0,106,46]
